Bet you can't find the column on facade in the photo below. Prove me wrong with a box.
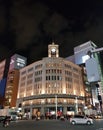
[40,104,45,116]
[30,106,33,119]
[63,104,67,116]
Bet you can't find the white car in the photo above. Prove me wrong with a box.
[70,115,93,125]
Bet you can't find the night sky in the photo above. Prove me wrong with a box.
[0,0,103,64]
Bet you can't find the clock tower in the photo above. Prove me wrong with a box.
[48,42,59,57]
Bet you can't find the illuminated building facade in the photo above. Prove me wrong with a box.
[0,60,6,80]
[0,59,10,108]
[4,54,27,108]
[74,41,102,112]
[17,42,85,117]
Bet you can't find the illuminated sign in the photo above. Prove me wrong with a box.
[10,59,15,65]
[16,57,26,67]
[9,54,27,70]
[74,41,96,65]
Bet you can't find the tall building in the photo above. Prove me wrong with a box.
[73,41,102,113]
[0,60,6,80]
[17,42,85,118]
[4,54,27,108]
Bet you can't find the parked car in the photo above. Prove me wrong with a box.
[95,114,103,119]
[70,115,93,125]
[87,114,95,119]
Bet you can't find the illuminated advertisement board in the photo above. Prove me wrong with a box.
[9,54,27,70]
[74,41,96,65]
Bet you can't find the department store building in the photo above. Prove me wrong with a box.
[17,42,85,117]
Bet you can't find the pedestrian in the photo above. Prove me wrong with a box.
[3,116,10,127]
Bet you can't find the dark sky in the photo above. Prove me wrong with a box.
[0,0,103,64]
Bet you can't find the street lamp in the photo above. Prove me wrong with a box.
[75,97,78,114]
[55,95,57,120]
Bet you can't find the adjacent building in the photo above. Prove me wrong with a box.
[0,59,10,108]
[4,54,27,108]
[67,40,103,113]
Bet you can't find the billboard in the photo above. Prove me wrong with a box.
[9,54,27,70]
[75,53,90,65]
[74,41,96,65]
[85,57,100,83]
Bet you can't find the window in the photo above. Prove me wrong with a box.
[21,71,26,75]
[28,67,33,72]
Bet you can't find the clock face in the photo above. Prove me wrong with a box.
[51,48,56,52]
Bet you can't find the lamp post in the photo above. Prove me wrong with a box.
[55,95,57,120]
[75,97,78,114]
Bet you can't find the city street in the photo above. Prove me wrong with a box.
[0,119,103,130]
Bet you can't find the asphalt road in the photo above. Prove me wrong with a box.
[0,119,103,130]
